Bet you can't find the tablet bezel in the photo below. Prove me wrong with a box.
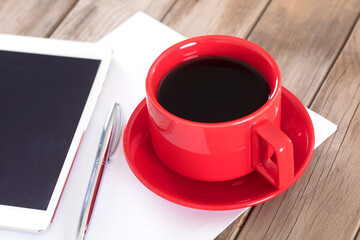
[0,34,112,232]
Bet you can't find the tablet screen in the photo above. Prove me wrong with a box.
[0,50,101,210]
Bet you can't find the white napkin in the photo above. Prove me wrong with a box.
[0,12,337,240]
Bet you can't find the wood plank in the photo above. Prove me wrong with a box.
[247,0,360,105]
[50,0,177,41]
[162,0,270,38]
[238,16,360,240]
[0,0,78,37]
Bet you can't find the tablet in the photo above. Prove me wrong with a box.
[0,34,112,232]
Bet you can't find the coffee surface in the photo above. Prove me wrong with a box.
[157,56,270,123]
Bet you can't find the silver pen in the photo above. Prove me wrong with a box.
[76,103,122,240]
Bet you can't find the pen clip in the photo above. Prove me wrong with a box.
[107,103,122,163]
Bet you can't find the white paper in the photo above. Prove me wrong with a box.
[307,109,337,149]
[0,12,337,240]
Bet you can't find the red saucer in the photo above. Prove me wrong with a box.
[123,88,315,210]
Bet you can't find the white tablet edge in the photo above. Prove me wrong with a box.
[0,34,112,232]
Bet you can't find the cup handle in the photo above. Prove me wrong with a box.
[252,121,294,189]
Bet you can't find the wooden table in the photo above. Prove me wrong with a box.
[1,0,360,239]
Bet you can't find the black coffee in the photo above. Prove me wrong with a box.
[157,56,270,123]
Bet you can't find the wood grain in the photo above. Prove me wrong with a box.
[0,0,77,37]
[247,0,360,105]
[162,0,270,38]
[50,0,176,41]
[238,16,360,240]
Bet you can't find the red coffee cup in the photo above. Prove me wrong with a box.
[145,35,293,189]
